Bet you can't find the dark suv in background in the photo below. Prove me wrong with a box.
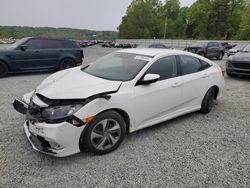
[184,41,225,60]
[0,37,83,78]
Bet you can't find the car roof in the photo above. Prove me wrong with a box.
[117,48,193,57]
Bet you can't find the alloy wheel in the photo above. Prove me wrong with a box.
[90,119,121,150]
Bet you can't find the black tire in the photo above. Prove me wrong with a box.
[59,58,75,70]
[0,61,8,78]
[200,88,215,113]
[82,111,126,155]
[217,52,223,60]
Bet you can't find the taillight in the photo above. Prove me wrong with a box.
[219,65,225,76]
[80,50,84,58]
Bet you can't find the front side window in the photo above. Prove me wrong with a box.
[146,56,177,80]
[179,55,202,75]
[24,39,42,49]
[83,52,151,81]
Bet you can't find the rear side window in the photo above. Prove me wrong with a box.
[42,40,63,49]
[62,40,79,48]
[179,55,202,75]
[24,39,42,49]
[208,42,219,47]
[200,60,211,70]
[146,56,177,80]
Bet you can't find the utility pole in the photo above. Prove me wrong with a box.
[164,17,167,39]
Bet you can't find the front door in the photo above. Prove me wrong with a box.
[133,55,182,130]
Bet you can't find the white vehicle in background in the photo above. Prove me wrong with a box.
[13,49,224,157]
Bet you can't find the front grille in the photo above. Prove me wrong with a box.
[232,62,250,69]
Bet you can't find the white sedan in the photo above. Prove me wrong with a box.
[13,49,224,157]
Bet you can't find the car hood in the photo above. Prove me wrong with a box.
[0,45,12,52]
[35,67,122,99]
[231,52,250,62]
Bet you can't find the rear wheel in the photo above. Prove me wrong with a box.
[0,61,8,78]
[59,58,75,70]
[200,88,215,113]
[82,111,126,155]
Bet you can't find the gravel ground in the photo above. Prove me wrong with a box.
[0,45,250,187]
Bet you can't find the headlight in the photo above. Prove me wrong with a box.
[41,104,83,120]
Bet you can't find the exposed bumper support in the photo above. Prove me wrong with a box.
[13,98,28,114]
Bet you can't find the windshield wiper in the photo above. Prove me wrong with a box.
[81,65,89,71]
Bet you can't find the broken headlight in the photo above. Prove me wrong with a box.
[41,104,83,121]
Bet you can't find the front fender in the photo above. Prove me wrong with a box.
[74,98,133,129]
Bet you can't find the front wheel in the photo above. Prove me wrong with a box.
[82,111,126,155]
[0,61,8,78]
[200,88,215,113]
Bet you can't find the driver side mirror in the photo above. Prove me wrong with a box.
[20,45,28,51]
[139,74,160,85]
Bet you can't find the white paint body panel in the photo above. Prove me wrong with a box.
[20,49,224,157]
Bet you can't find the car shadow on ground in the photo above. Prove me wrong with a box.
[6,70,55,78]
[35,110,202,163]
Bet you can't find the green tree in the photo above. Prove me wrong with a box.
[187,0,211,39]
[238,3,250,39]
[118,0,162,39]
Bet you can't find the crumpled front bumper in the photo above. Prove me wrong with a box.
[13,98,86,157]
[23,120,85,157]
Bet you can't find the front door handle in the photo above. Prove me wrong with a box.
[172,82,182,88]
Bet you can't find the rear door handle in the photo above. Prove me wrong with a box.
[172,82,182,88]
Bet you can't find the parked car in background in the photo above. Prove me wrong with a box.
[184,42,225,60]
[148,43,170,49]
[227,43,247,57]
[221,42,236,50]
[226,44,250,77]
[0,37,83,78]
[13,48,224,157]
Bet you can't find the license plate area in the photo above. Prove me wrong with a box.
[28,121,45,135]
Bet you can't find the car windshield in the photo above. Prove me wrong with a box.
[243,44,250,52]
[191,42,207,47]
[83,52,151,81]
[11,38,29,48]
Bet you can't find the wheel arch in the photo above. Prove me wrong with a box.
[209,85,219,100]
[98,108,130,134]
[0,58,10,71]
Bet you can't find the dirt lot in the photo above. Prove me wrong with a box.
[0,45,250,187]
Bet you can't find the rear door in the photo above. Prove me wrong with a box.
[134,55,183,130]
[177,55,211,109]
[39,39,62,68]
[207,42,219,58]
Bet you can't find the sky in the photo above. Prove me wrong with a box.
[0,0,196,31]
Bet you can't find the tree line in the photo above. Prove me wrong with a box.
[118,0,250,40]
[0,26,117,40]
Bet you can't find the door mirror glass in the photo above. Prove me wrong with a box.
[20,45,28,51]
[141,74,160,84]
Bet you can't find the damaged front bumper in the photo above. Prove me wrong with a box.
[23,120,85,157]
[13,98,86,157]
